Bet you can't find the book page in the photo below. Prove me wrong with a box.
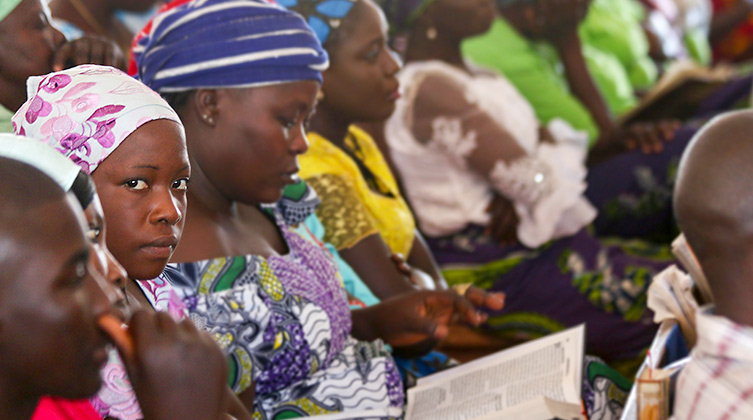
[618,60,736,124]
[405,325,585,420]
[309,407,404,419]
[474,396,584,420]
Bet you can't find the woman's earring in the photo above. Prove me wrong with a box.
[426,26,437,40]
[203,114,215,125]
[316,89,325,103]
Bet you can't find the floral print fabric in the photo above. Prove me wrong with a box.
[12,64,181,174]
[89,279,189,420]
[163,205,403,418]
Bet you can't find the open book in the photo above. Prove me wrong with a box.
[619,60,739,124]
[404,325,586,420]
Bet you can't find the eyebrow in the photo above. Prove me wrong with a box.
[133,165,159,170]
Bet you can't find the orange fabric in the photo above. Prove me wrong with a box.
[712,0,753,62]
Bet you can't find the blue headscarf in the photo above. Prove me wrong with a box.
[133,0,329,93]
[277,0,358,44]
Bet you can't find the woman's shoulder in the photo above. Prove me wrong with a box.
[164,255,262,294]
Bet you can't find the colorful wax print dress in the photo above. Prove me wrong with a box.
[162,204,404,419]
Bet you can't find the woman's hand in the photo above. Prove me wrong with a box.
[456,285,506,313]
[352,290,489,353]
[113,310,228,420]
[616,120,681,154]
[52,35,126,72]
[485,192,520,246]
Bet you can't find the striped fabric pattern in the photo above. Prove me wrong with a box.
[133,0,329,93]
[674,308,753,420]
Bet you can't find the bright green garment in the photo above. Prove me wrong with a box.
[0,0,22,22]
[0,104,14,133]
[582,44,638,116]
[462,18,600,144]
[463,2,655,145]
[579,0,658,90]
[685,29,712,66]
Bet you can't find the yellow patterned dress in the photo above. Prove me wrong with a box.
[299,125,415,257]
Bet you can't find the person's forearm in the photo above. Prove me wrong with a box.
[339,234,416,299]
[349,305,381,342]
[552,29,616,150]
[236,383,256,417]
[225,387,253,420]
[407,232,448,290]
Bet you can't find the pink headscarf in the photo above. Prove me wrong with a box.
[12,64,182,174]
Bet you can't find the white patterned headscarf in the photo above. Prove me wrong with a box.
[0,133,80,190]
[12,64,183,174]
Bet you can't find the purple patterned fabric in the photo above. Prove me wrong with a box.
[269,210,352,365]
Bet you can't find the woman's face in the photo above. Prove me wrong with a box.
[429,0,496,39]
[195,82,317,205]
[320,0,400,123]
[83,194,130,318]
[0,193,112,400]
[91,119,190,280]
[0,0,64,108]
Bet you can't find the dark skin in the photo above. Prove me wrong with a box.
[313,0,505,311]
[169,78,495,411]
[0,0,125,112]
[498,0,681,164]
[83,194,134,317]
[169,82,319,410]
[49,0,158,59]
[85,190,251,420]
[84,121,251,420]
[0,168,109,420]
[91,120,190,283]
[674,110,753,328]
[401,0,531,248]
[0,160,228,420]
[314,0,449,293]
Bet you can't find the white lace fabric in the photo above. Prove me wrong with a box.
[385,60,595,247]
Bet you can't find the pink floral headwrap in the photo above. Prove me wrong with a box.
[12,64,183,174]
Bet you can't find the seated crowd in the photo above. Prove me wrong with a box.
[0,0,751,418]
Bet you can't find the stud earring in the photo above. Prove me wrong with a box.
[203,114,215,125]
[316,89,325,103]
[426,26,437,40]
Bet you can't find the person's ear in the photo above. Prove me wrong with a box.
[194,89,219,127]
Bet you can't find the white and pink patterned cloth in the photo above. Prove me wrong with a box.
[12,64,182,174]
[90,280,189,420]
[673,307,753,420]
[12,64,185,420]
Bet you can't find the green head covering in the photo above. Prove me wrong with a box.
[0,0,23,22]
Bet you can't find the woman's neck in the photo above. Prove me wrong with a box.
[404,26,467,72]
[0,385,40,420]
[309,105,351,149]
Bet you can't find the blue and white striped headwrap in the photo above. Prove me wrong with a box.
[133,0,329,93]
[277,0,358,44]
